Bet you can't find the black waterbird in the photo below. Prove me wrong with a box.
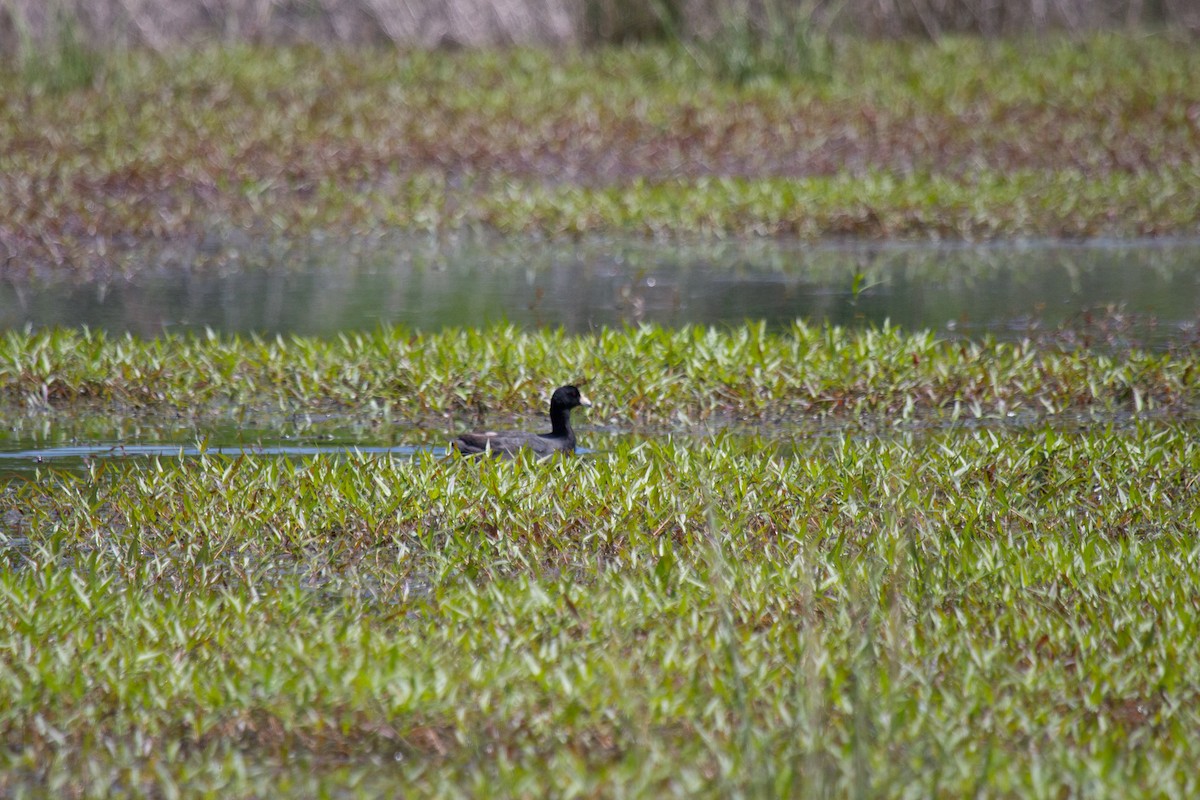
[452,385,592,457]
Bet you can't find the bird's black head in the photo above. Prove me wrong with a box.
[550,385,592,410]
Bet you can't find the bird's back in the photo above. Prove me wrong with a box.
[452,430,575,457]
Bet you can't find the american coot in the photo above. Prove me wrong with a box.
[452,385,592,457]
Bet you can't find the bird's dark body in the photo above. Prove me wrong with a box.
[452,385,591,457]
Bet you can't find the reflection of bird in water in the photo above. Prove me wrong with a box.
[616,281,646,321]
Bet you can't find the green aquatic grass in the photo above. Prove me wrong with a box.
[3,33,1199,273]
[3,426,1200,796]
[4,325,1200,795]
[0,324,1196,427]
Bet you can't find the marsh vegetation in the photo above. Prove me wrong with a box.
[3,34,1199,275]
[3,3,1200,794]
[4,380,1200,794]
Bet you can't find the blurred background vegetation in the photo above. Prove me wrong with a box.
[5,0,1197,98]
[2,0,1197,58]
[4,0,1196,264]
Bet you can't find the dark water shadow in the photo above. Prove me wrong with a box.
[0,414,446,480]
[0,441,439,473]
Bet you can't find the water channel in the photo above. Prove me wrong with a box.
[6,235,1200,340]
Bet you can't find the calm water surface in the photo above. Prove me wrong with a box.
[5,235,1200,341]
[3,235,1199,476]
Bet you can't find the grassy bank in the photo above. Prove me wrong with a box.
[3,34,1199,275]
